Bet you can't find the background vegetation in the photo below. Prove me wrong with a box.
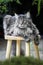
[0,0,43,15]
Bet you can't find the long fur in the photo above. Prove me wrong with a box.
[3,12,40,45]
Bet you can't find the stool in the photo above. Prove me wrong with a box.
[5,35,40,59]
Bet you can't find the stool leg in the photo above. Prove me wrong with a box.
[6,40,12,59]
[16,40,20,56]
[34,43,40,59]
[25,42,30,57]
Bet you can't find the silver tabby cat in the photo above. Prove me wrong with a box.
[3,12,40,45]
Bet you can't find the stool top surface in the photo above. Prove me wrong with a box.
[5,35,24,40]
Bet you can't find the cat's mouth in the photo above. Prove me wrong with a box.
[18,26,26,29]
[18,26,26,30]
[18,25,27,29]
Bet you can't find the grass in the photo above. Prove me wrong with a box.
[0,56,43,65]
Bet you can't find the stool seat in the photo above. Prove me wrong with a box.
[5,35,24,40]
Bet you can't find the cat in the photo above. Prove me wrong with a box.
[3,12,40,45]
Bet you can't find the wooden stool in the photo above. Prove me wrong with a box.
[5,35,40,59]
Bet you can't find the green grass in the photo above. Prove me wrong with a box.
[0,57,43,65]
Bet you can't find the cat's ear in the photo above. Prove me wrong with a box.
[15,13,18,19]
[25,12,30,18]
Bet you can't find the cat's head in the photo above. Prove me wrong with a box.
[14,12,31,28]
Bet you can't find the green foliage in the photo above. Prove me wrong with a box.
[14,0,21,4]
[32,0,43,15]
[38,0,41,15]
[0,0,21,14]
[0,0,12,3]
[0,57,43,65]
[0,3,8,14]
[0,0,21,3]
[0,0,43,15]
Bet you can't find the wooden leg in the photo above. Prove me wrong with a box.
[16,40,20,56]
[6,40,12,59]
[25,42,30,57]
[34,43,40,59]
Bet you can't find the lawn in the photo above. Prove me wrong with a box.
[0,57,43,65]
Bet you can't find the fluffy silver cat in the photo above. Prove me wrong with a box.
[3,12,40,45]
